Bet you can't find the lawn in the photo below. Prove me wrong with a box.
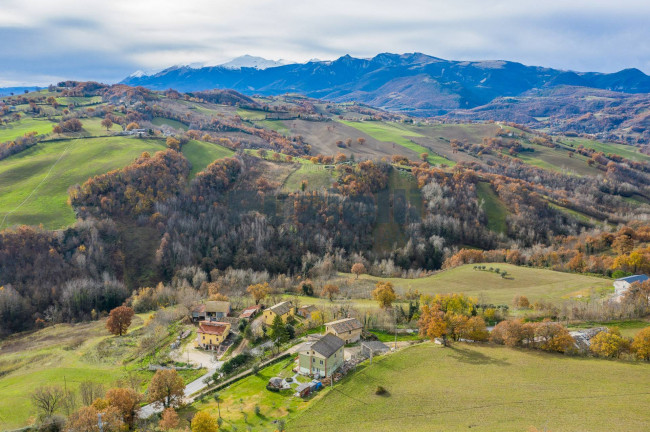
[287,343,650,432]
[339,120,454,166]
[368,329,421,342]
[0,117,54,142]
[189,357,317,432]
[476,181,507,233]
[0,315,204,430]
[0,136,167,229]
[568,319,650,338]
[181,139,234,178]
[341,263,613,305]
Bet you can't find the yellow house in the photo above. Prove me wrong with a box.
[325,317,363,344]
[263,301,294,325]
[195,321,231,350]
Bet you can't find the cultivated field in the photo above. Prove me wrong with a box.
[287,343,650,432]
[0,137,167,229]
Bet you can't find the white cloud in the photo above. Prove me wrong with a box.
[1,0,650,85]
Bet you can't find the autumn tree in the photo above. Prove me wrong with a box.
[148,369,185,409]
[418,303,449,346]
[247,282,270,305]
[351,262,366,279]
[372,281,397,309]
[166,137,181,151]
[321,283,340,301]
[31,385,65,419]
[52,124,63,134]
[191,411,219,432]
[106,306,135,336]
[105,387,142,429]
[420,152,428,161]
[512,295,530,309]
[66,405,123,432]
[458,316,489,342]
[101,117,113,131]
[159,407,181,430]
[631,327,650,361]
[590,328,629,358]
[334,152,347,163]
[126,122,140,131]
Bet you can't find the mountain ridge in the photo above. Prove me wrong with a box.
[121,52,650,115]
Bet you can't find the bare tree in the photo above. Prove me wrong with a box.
[79,380,105,406]
[31,385,65,419]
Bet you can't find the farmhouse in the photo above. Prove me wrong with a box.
[325,317,363,344]
[297,304,318,320]
[263,301,294,325]
[298,333,345,378]
[239,304,262,321]
[205,301,231,320]
[195,321,231,350]
[613,274,649,301]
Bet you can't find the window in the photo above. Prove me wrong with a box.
[320,360,323,365]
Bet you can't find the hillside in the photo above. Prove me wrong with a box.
[287,343,650,432]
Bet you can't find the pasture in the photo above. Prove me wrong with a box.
[0,136,166,229]
[0,315,205,430]
[0,117,54,142]
[287,342,650,432]
[182,139,234,178]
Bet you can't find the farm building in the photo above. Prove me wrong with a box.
[298,333,345,378]
[325,317,363,344]
[239,304,262,320]
[205,301,231,320]
[263,301,294,325]
[613,274,649,301]
[361,341,390,359]
[191,304,206,322]
[195,321,231,350]
[297,304,318,320]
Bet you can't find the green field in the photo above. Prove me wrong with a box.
[342,263,612,304]
[568,319,650,338]
[339,120,454,166]
[562,137,650,163]
[0,137,166,229]
[189,358,316,432]
[0,117,54,142]
[182,139,234,178]
[282,165,334,192]
[476,182,507,233]
[0,316,205,430]
[81,117,124,136]
[152,117,189,131]
[287,343,650,431]
[237,108,267,120]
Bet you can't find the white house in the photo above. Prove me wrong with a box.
[613,274,649,301]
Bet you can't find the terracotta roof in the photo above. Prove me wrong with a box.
[326,317,362,333]
[192,304,206,314]
[239,304,262,318]
[197,321,229,336]
[309,333,344,358]
[269,301,292,316]
[205,301,231,314]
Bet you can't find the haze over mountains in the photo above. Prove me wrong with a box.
[121,52,650,116]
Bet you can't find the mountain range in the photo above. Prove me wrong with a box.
[121,52,650,116]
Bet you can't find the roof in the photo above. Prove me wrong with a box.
[269,301,292,316]
[326,317,363,333]
[299,305,318,312]
[197,321,229,336]
[296,382,312,392]
[192,304,206,314]
[205,301,231,314]
[361,341,390,352]
[239,304,262,318]
[309,333,345,358]
[615,274,649,284]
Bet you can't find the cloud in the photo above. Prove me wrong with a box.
[1,0,650,85]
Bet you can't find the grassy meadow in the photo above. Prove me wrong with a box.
[0,315,205,430]
[287,342,650,432]
[0,137,167,229]
[336,263,612,305]
[181,139,234,178]
[476,181,507,233]
[0,117,54,142]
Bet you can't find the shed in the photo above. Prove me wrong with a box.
[295,382,312,398]
[361,341,390,358]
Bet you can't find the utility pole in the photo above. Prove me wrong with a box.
[393,306,398,351]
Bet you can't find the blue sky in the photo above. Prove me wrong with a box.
[1,0,650,86]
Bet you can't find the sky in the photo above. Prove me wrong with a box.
[1,0,650,86]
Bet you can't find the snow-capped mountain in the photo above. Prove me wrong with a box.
[216,55,294,70]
